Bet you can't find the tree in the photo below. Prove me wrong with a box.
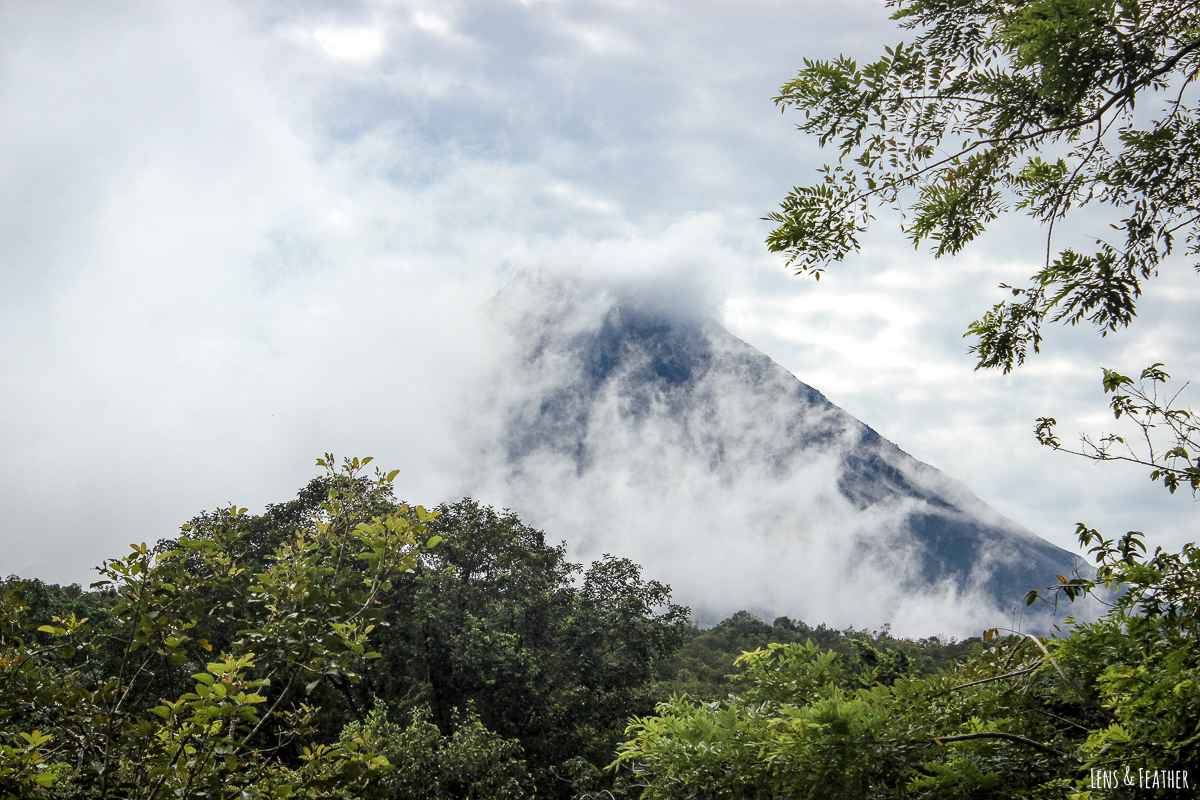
[617,530,1200,799]
[154,489,694,800]
[766,0,1200,373]
[1,466,695,800]
[0,455,438,799]
[351,500,692,800]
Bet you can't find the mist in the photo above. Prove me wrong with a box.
[2,1,1193,636]
[438,267,1090,638]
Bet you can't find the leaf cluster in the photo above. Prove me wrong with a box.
[1036,363,1199,496]
[768,0,1200,370]
[656,611,975,702]
[338,499,693,800]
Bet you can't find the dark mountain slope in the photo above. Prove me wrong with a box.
[474,270,1087,631]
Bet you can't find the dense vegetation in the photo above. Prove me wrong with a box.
[657,611,977,703]
[620,528,1200,798]
[0,455,1019,800]
[3,452,1199,798]
[0,456,691,799]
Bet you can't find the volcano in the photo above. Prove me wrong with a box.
[459,269,1088,635]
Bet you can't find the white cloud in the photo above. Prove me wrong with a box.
[0,0,1195,635]
[312,25,388,61]
[412,11,452,37]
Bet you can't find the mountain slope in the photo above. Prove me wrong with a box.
[461,270,1087,634]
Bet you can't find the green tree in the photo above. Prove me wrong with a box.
[766,0,1200,373]
[0,455,437,799]
[655,612,971,702]
[618,530,1200,798]
[354,500,692,800]
[153,491,693,800]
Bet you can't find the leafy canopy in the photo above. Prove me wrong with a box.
[0,469,694,800]
[766,0,1200,371]
[0,455,440,800]
[618,528,1200,799]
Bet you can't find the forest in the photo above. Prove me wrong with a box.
[0,453,1197,799]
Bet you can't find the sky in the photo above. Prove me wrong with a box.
[2,0,1197,599]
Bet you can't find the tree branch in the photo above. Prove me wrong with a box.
[1018,633,1117,721]
[940,665,1039,693]
[934,731,1069,757]
[803,39,1200,217]
[237,666,302,751]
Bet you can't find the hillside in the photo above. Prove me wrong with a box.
[459,269,1089,634]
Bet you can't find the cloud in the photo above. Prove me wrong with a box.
[0,0,1194,638]
[443,270,1097,637]
[301,25,389,62]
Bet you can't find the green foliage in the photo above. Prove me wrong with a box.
[12,483,694,800]
[0,455,436,799]
[331,704,535,800]
[618,641,928,799]
[619,529,1200,799]
[25,455,1196,800]
[766,0,1200,371]
[657,612,973,701]
[338,499,692,800]
[1045,530,1200,779]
